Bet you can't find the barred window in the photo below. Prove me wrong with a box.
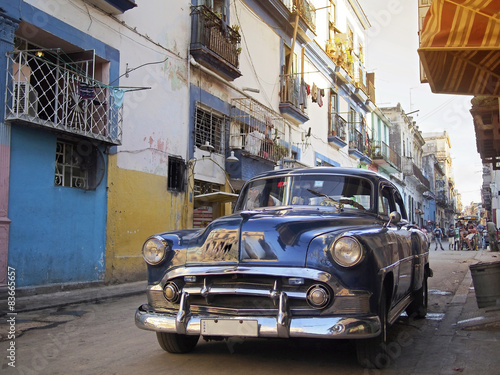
[168,156,186,192]
[55,139,104,190]
[195,105,224,154]
[55,140,88,189]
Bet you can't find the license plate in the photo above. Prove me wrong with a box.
[201,319,258,337]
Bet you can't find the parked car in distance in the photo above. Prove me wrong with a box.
[135,167,431,368]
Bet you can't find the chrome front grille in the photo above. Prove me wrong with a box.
[147,273,371,315]
[150,274,324,314]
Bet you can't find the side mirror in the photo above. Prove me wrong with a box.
[383,211,401,228]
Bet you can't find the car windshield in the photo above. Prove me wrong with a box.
[235,174,373,212]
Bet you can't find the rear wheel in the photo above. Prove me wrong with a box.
[156,332,199,353]
[356,289,391,369]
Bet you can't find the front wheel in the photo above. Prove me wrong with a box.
[356,289,391,369]
[406,273,428,319]
[156,332,199,353]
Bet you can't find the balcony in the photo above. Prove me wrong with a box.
[293,0,316,33]
[86,0,136,14]
[279,74,309,124]
[436,190,449,208]
[348,126,371,163]
[190,5,242,81]
[230,97,287,165]
[328,114,347,148]
[436,178,447,191]
[371,140,401,173]
[280,0,316,33]
[5,50,122,145]
[403,158,430,192]
[412,164,430,192]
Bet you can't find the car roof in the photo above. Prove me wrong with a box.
[250,167,390,185]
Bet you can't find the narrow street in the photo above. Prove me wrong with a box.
[1,249,499,375]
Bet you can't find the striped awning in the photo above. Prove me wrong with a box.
[418,0,500,96]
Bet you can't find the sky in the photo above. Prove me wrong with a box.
[358,0,483,206]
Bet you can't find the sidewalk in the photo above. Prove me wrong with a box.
[454,248,500,331]
[1,280,147,314]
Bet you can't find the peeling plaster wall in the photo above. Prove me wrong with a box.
[105,155,186,283]
[102,0,191,281]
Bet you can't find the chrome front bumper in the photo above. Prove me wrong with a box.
[135,304,381,339]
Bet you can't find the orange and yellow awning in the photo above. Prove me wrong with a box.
[418,0,500,96]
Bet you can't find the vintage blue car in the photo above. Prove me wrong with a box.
[135,167,431,368]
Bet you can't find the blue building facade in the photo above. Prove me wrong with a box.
[1,1,121,287]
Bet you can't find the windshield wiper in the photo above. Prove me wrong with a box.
[306,189,366,211]
[306,188,342,212]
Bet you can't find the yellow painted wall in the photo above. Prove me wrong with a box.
[105,155,188,283]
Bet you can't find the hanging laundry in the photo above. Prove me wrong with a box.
[311,83,318,102]
[318,88,324,107]
[300,79,308,109]
[111,89,125,108]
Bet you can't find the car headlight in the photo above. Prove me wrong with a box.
[142,236,169,265]
[330,236,364,267]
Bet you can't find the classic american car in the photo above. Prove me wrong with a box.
[135,167,431,368]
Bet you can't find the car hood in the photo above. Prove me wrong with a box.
[183,207,379,267]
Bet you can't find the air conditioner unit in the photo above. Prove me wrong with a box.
[12,81,38,117]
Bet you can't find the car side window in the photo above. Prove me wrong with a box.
[394,191,407,220]
[378,185,394,217]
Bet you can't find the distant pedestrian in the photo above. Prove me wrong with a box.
[447,224,455,249]
[487,221,498,252]
[454,224,461,250]
[433,224,444,250]
[482,228,488,249]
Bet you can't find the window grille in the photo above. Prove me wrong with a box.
[194,104,225,154]
[168,156,186,192]
[55,140,89,189]
[54,139,105,190]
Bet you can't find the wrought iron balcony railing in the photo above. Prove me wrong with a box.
[190,5,241,69]
[412,163,430,190]
[329,114,347,140]
[372,140,401,170]
[349,127,363,152]
[5,50,122,144]
[231,98,287,164]
[403,158,430,190]
[279,74,308,116]
[281,0,316,32]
